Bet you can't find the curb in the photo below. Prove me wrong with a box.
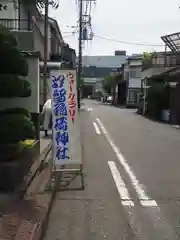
[25,170,61,240]
[39,172,61,240]
[40,140,52,158]
[18,140,52,199]
[18,142,55,240]
[26,142,61,240]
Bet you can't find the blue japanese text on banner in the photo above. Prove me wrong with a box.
[52,75,69,161]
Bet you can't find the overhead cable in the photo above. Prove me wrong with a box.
[94,35,164,47]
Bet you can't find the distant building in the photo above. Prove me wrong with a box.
[82,55,127,68]
[114,50,126,56]
[82,54,127,97]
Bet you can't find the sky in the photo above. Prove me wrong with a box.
[49,0,180,56]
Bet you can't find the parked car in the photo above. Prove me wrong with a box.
[107,95,113,104]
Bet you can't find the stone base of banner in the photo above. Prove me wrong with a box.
[52,163,85,191]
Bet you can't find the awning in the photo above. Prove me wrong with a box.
[161,32,180,52]
[146,67,180,83]
[141,66,176,79]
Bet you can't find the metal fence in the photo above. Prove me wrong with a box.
[0,19,32,31]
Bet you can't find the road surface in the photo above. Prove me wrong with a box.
[44,99,180,240]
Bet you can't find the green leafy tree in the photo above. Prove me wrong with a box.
[103,75,116,94]
[142,52,154,70]
[102,74,122,94]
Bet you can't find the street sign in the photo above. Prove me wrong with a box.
[51,69,82,169]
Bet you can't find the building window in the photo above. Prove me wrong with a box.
[128,89,139,104]
[124,71,129,81]
[129,67,141,78]
[156,56,164,66]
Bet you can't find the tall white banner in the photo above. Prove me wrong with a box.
[51,70,82,168]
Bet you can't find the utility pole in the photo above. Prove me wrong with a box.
[43,0,59,104]
[77,0,83,109]
[43,0,49,104]
[77,0,95,108]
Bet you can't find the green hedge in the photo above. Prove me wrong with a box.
[0,25,28,76]
[0,142,24,161]
[0,108,30,118]
[0,75,31,97]
[0,26,35,148]
[0,47,28,76]
[0,25,17,47]
[0,114,36,144]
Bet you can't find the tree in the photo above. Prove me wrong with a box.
[142,52,154,70]
[102,73,122,94]
[102,75,115,94]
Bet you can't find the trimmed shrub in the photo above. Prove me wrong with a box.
[0,114,36,144]
[0,108,30,118]
[0,25,17,47]
[0,75,31,97]
[0,47,28,76]
[0,142,24,161]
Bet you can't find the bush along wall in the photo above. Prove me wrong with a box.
[0,25,36,191]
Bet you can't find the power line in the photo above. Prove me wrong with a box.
[64,31,164,48]
[94,35,164,47]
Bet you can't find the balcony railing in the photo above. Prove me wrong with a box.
[0,19,32,31]
[0,18,45,59]
[142,52,180,71]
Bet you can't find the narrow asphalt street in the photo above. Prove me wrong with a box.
[44,99,180,239]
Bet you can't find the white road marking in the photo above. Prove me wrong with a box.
[88,108,92,112]
[140,200,157,207]
[108,161,134,206]
[93,122,101,135]
[96,118,158,207]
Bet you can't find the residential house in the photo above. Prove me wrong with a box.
[0,0,47,59]
[141,32,180,124]
[39,16,65,107]
[0,0,65,139]
[123,55,143,107]
[49,16,63,59]
[0,1,65,60]
[0,0,47,140]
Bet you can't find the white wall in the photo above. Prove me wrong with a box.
[128,78,141,88]
[125,59,142,89]
[36,19,51,58]
[129,59,142,66]
[83,77,97,83]
[19,2,28,19]
[82,55,127,68]
[0,0,29,19]
[0,0,18,19]
[0,56,39,113]
[40,74,51,106]
[95,78,103,92]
